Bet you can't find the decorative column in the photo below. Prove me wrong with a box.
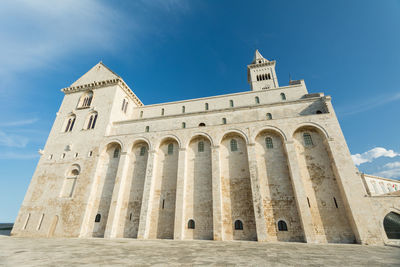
[173,148,187,240]
[137,150,157,239]
[284,141,317,243]
[211,145,223,240]
[104,151,131,238]
[246,143,268,242]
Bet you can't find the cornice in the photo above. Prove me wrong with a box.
[247,60,276,69]
[61,78,143,107]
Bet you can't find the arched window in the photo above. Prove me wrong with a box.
[266,113,272,120]
[384,212,400,239]
[257,75,260,81]
[145,126,149,132]
[230,139,238,152]
[79,91,93,108]
[234,220,243,230]
[95,214,101,223]
[168,143,174,155]
[229,100,234,107]
[64,115,76,132]
[268,73,271,79]
[280,93,286,101]
[277,220,288,231]
[316,110,322,114]
[222,118,227,124]
[198,141,204,152]
[303,133,313,146]
[188,219,195,229]
[182,106,185,113]
[161,108,165,116]
[255,96,260,104]
[182,122,186,128]
[140,146,146,156]
[121,99,128,112]
[205,103,209,110]
[86,113,98,130]
[199,123,206,127]
[113,147,120,158]
[265,137,273,149]
[61,165,80,198]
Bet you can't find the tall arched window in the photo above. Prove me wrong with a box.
[266,113,272,120]
[205,103,209,110]
[182,106,185,113]
[257,75,260,81]
[265,137,273,149]
[229,100,234,107]
[188,219,195,229]
[61,165,80,198]
[79,91,93,108]
[64,114,76,132]
[384,212,400,239]
[168,143,174,155]
[113,147,120,158]
[255,96,260,104]
[230,139,238,152]
[268,73,271,79]
[234,220,243,230]
[86,112,98,130]
[280,93,286,101]
[303,133,313,146]
[95,214,101,223]
[198,141,204,152]
[277,220,288,231]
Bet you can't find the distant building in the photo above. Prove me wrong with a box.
[11,50,400,245]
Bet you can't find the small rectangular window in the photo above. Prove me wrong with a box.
[48,154,53,160]
[61,153,66,159]
[88,151,93,157]
[22,213,31,230]
[74,153,78,158]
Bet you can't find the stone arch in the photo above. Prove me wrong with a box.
[291,122,330,141]
[122,139,151,238]
[292,125,355,243]
[218,129,249,146]
[155,134,182,150]
[220,131,257,241]
[251,125,287,143]
[130,137,152,151]
[77,90,93,108]
[254,128,304,242]
[99,139,125,154]
[184,134,213,240]
[60,164,81,198]
[92,142,122,237]
[383,211,400,239]
[185,132,214,149]
[149,136,180,239]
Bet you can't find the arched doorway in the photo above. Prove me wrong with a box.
[384,212,400,239]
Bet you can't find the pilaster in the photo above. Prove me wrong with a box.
[137,150,157,239]
[173,148,187,240]
[246,143,268,242]
[284,141,317,243]
[104,151,131,238]
[211,145,223,240]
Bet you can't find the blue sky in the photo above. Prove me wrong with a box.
[0,0,399,223]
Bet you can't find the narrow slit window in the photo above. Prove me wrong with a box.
[161,108,165,116]
[198,141,204,152]
[22,213,31,230]
[303,133,313,146]
[145,126,149,132]
[222,118,227,124]
[307,197,311,207]
[334,197,338,208]
[182,106,185,113]
[182,122,186,129]
[265,137,273,149]
[162,199,165,209]
[255,96,260,104]
[230,139,238,152]
[37,213,44,230]
[229,100,234,107]
[168,143,173,155]
[91,114,97,129]
[205,103,209,110]
[95,214,101,222]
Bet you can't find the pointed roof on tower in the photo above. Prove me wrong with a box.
[251,49,269,64]
[70,61,121,87]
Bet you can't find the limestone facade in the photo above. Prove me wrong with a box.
[11,50,400,245]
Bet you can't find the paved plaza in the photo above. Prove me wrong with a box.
[0,236,399,266]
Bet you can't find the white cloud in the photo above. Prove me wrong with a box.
[351,147,399,166]
[0,130,29,148]
[384,161,400,169]
[0,118,38,127]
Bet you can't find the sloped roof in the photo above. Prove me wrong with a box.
[71,62,121,87]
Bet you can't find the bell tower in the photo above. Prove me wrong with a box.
[247,50,279,91]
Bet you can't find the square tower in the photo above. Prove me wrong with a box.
[247,50,279,91]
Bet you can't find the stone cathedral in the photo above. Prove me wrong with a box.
[11,50,400,245]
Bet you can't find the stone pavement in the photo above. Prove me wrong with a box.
[0,236,399,266]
